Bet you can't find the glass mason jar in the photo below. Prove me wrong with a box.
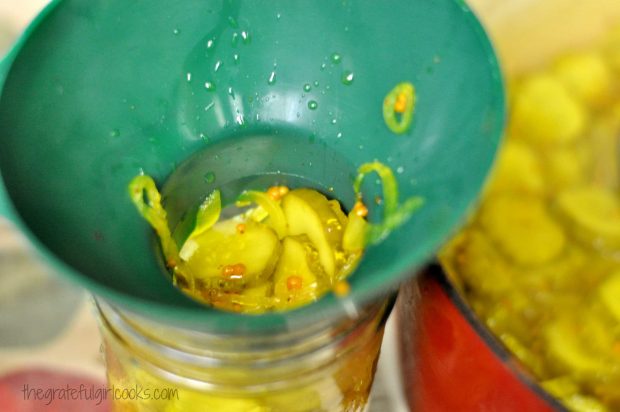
[96,296,393,412]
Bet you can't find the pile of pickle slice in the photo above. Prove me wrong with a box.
[441,28,620,411]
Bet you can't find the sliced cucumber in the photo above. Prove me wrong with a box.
[328,199,348,228]
[600,272,620,322]
[182,219,280,285]
[273,237,323,310]
[487,140,545,195]
[343,212,368,252]
[554,52,613,108]
[545,318,610,378]
[282,189,343,277]
[557,186,620,251]
[480,195,566,266]
[231,282,274,314]
[511,74,586,146]
[237,190,287,239]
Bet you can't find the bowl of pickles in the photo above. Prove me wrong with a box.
[398,1,620,410]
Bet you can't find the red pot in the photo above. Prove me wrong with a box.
[397,265,565,411]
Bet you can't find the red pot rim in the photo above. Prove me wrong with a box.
[427,263,568,411]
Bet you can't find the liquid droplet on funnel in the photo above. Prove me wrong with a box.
[186,72,192,82]
[204,81,216,91]
[231,32,239,47]
[331,53,342,64]
[308,100,318,110]
[268,71,276,85]
[173,28,180,35]
[233,54,240,64]
[313,80,320,87]
[397,166,405,174]
[342,71,354,85]
[110,129,120,138]
[204,172,216,183]
[241,31,251,44]
[214,60,222,72]
[320,63,327,71]
[276,12,281,20]
[303,83,311,92]
[206,39,215,49]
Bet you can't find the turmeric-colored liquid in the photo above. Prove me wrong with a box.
[441,30,620,411]
[102,308,386,412]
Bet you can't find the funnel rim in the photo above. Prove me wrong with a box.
[0,0,506,331]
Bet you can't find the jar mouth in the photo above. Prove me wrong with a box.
[96,295,394,392]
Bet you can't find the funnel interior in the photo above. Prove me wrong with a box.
[0,0,504,331]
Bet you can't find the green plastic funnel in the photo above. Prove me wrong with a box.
[0,0,504,332]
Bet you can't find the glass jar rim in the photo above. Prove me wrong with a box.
[96,295,394,392]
